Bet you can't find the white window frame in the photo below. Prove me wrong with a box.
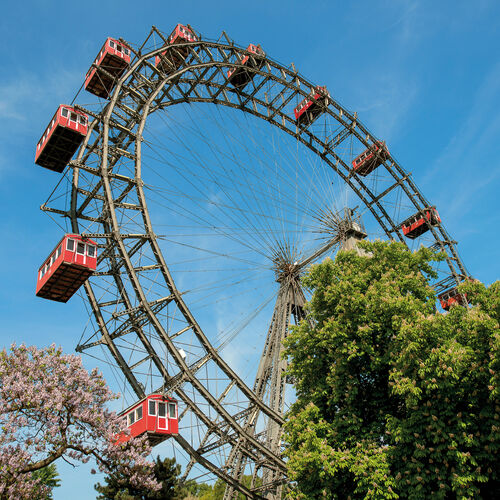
[148,400,157,416]
[66,238,75,251]
[158,402,166,418]
[76,241,85,255]
[168,402,177,419]
[135,406,143,421]
[157,403,168,430]
[127,411,135,426]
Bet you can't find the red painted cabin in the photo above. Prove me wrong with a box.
[352,141,390,176]
[294,86,330,126]
[116,394,179,446]
[35,106,88,173]
[155,24,197,72]
[85,38,131,98]
[227,44,265,89]
[438,287,467,311]
[401,207,441,239]
[36,234,97,303]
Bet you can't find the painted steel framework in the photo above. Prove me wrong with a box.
[40,26,470,499]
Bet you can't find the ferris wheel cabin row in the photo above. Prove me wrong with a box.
[34,26,465,309]
[30,23,471,451]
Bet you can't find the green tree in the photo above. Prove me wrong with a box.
[283,240,500,499]
[184,480,213,498]
[186,475,261,499]
[198,479,225,499]
[31,464,60,499]
[95,456,187,499]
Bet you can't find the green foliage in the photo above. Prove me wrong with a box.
[95,456,187,499]
[184,480,214,497]
[185,475,260,499]
[197,479,225,499]
[96,459,262,500]
[283,241,500,499]
[31,464,60,499]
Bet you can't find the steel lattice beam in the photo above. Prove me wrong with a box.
[39,28,471,499]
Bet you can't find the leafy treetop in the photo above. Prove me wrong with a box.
[283,241,499,499]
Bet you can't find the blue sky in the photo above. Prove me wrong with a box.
[1,1,499,498]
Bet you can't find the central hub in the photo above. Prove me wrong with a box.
[314,207,367,241]
[272,254,300,283]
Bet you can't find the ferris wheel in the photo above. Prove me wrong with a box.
[36,24,470,499]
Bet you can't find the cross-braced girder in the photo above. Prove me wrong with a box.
[40,25,471,498]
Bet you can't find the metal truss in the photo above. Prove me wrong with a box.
[41,26,470,499]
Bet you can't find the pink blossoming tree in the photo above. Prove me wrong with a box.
[0,344,159,499]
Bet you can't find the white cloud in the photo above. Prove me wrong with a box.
[356,75,419,142]
[425,60,500,217]
[0,68,86,178]
[341,1,423,143]
[0,68,84,129]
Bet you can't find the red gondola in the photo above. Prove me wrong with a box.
[116,394,179,445]
[401,207,441,239]
[85,37,131,98]
[155,24,197,72]
[36,234,97,303]
[294,86,330,126]
[227,44,265,89]
[438,287,467,310]
[35,106,88,173]
[352,141,390,176]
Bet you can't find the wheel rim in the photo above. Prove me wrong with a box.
[40,27,469,498]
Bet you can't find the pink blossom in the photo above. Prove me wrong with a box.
[0,344,160,498]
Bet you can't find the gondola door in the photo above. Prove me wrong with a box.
[157,401,168,430]
[74,240,87,266]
